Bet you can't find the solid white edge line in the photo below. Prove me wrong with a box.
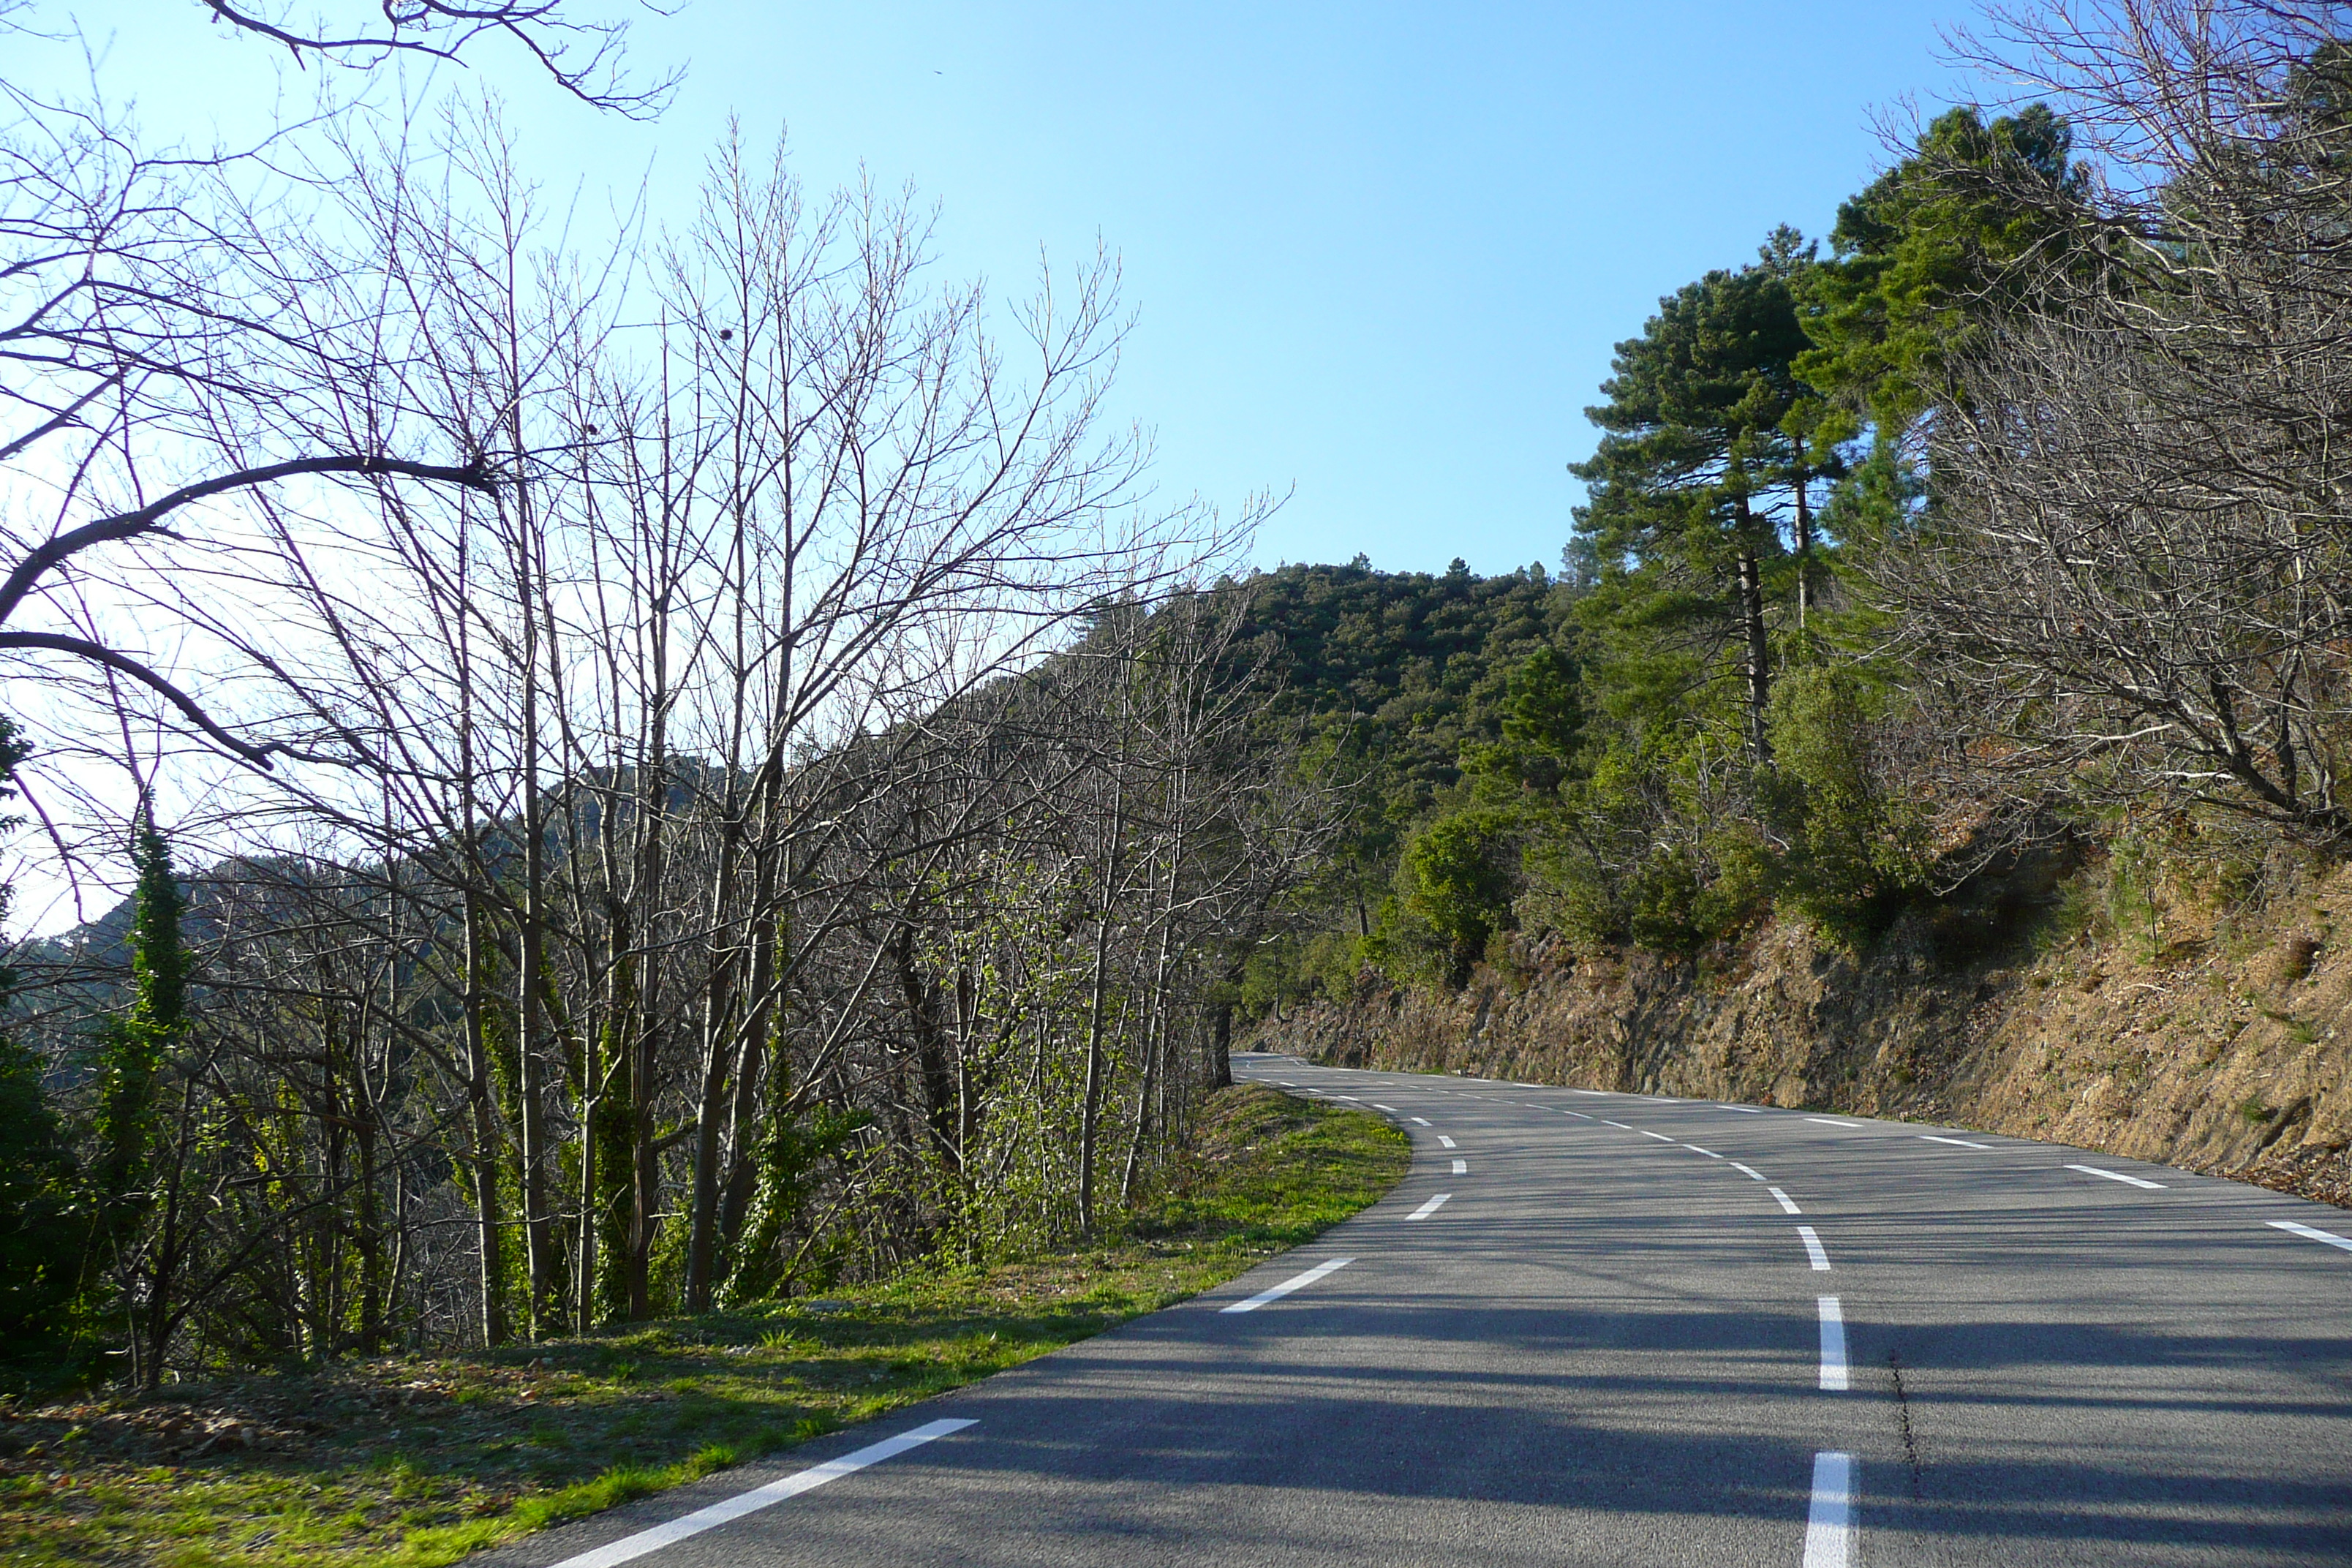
[1803,1451,1857,1568]
[2066,1163,2166,1190]
[1797,1225,1832,1271]
[1407,1193,1452,1220]
[2269,1218,2352,1253]
[1220,1255,1354,1313]
[1452,1158,1468,1174]
[1411,1117,1431,1126]
[1730,1163,1767,1182]
[1768,1186,1803,1215]
[1817,1296,1848,1392]
[1438,1135,1457,1148]
[1919,1134,1991,1150]
[546,1418,979,1568]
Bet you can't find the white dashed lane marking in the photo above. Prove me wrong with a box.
[1797,1226,1832,1272]
[546,1420,979,1568]
[1221,1256,1355,1315]
[2267,1218,2352,1254]
[1803,1452,1858,1567]
[2068,1164,2166,1191]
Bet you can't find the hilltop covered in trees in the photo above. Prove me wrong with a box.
[1241,10,2352,1019]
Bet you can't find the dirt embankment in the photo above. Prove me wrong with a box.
[1248,860,2352,1209]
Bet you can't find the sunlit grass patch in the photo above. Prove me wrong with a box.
[0,1087,1403,1568]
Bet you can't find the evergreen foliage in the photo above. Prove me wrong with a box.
[1224,113,2102,990]
[89,823,189,1256]
[1795,105,2087,440]
[1570,232,1836,768]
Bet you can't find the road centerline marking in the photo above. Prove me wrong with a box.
[1638,1129,1676,1142]
[1920,1134,1991,1150]
[1718,1104,1763,1113]
[1803,1452,1858,1567]
[1373,1104,1398,1112]
[1768,1186,1803,1215]
[1730,1163,1767,1182]
[1437,1135,1456,1148]
[1684,1145,1722,1157]
[1410,1116,1431,1126]
[2268,1218,2352,1254]
[2067,1163,2166,1190]
[1221,1256,1354,1314]
[1806,1117,1867,1129]
[1564,1110,1592,1119]
[546,1419,978,1568]
[1452,1158,1468,1174]
[1407,1193,1452,1221]
[1603,1120,1633,1129]
[1817,1297,1847,1392]
[1797,1225,1832,1271]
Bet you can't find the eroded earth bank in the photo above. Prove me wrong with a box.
[1251,851,2352,1210]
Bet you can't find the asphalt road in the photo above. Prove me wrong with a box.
[494,1053,2352,1567]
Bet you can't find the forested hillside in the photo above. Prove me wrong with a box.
[1230,10,2352,1202]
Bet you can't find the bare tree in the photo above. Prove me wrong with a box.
[200,1,676,116]
[1861,1,2352,836]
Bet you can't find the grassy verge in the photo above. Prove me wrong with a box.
[0,1085,1404,1568]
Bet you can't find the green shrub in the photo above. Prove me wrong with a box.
[1764,664,1931,948]
[1395,807,1521,981]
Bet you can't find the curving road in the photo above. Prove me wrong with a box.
[494,1052,2352,1567]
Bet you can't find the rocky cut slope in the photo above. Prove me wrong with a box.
[1248,850,2352,1209]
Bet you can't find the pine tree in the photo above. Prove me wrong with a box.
[1795,105,2085,442]
[1570,234,1828,766]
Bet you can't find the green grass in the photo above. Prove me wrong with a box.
[0,1085,1404,1568]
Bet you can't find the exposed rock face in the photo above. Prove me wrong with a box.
[1248,872,2352,1207]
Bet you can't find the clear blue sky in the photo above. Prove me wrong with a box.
[26,0,1986,578]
